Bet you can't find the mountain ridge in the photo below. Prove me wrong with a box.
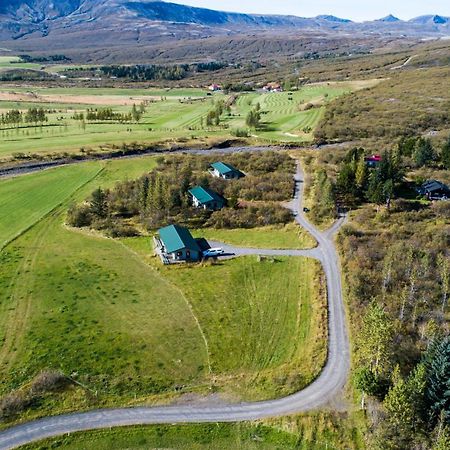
[0,1,449,59]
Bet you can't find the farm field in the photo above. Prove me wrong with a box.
[191,224,316,249]
[0,80,376,160]
[0,156,326,423]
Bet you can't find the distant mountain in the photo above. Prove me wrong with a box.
[378,14,401,23]
[316,15,352,23]
[410,15,449,25]
[0,1,449,59]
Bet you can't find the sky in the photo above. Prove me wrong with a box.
[177,1,450,22]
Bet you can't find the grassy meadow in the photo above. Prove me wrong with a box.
[18,411,366,450]
[191,224,316,249]
[0,156,326,423]
[0,81,374,160]
[0,56,41,71]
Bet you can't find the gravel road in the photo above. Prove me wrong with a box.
[0,160,349,450]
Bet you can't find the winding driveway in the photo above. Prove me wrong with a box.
[0,161,349,450]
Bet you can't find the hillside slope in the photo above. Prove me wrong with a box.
[0,0,449,56]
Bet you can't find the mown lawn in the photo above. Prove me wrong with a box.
[191,223,316,249]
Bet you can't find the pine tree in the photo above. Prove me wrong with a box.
[414,138,436,167]
[139,176,149,215]
[90,188,107,218]
[437,254,449,313]
[441,135,450,169]
[424,337,450,425]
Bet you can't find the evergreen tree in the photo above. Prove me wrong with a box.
[441,135,450,170]
[139,176,150,214]
[382,364,427,445]
[367,173,385,206]
[414,138,436,167]
[424,337,450,425]
[90,188,108,218]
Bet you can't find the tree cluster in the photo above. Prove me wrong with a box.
[67,152,296,235]
[336,148,403,209]
[398,135,450,169]
[0,108,48,127]
[99,62,228,81]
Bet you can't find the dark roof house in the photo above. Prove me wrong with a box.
[157,225,201,262]
[418,180,450,200]
[210,162,244,180]
[188,186,226,210]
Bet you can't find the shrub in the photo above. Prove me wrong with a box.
[0,391,28,419]
[431,201,450,219]
[30,370,70,394]
[67,204,92,227]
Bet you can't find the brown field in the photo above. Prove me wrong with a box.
[0,91,166,106]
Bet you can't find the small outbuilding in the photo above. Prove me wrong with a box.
[365,154,382,168]
[418,180,450,201]
[208,83,222,91]
[189,186,226,211]
[210,162,244,180]
[155,225,201,263]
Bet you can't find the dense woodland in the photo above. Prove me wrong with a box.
[67,152,295,236]
[97,62,230,81]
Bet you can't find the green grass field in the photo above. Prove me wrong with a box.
[0,157,326,423]
[0,165,102,249]
[0,56,41,71]
[191,224,316,249]
[0,81,374,159]
[18,412,366,450]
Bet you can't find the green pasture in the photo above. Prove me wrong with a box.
[0,164,102,249]
[125,238,326,400]
[0,56,41,71]
[18,413,365,449]
[192,223,316,249]
[18,423,297,450]
[0,156,325,422]
[0,81,370,159]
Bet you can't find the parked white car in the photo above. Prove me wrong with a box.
[203,248,225,257]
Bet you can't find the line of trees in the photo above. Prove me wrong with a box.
[0,108,48,127]
[73,104,145,124]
